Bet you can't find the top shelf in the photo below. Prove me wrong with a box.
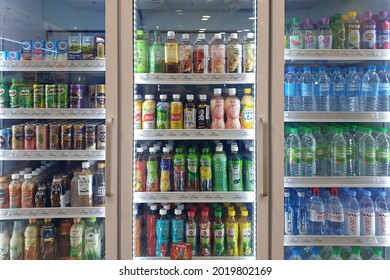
[0,60,105,72]
[284,49,390,61]
[134,73,255,85]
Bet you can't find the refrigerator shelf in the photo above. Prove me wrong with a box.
[0,108,105,119]
[284,235,390,247]
[134,129,255,140]
[0,150,105,161]
[133,256,255,260]
[134,73,256,85]
[284,176,390,188]
[0,207,105,220]
[0,60,105,72]
[284,49,390,61]
[284,111,390,123]
[133,191,256,203]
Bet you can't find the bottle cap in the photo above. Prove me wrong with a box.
[136,147,143,153]
[11,174,19,180]
[159,94,167,100]
[284,191,290,197]
[176,204,185,210]
[349,190,357,197]
[348,11,357,18]
[188,210,195,217]
[214,210,222,217]
[174,209,182,215]
[363,190,371,196]
[373,248,383,255]
[25,167,32,173]
[291,17,300,24]
[182,33,189,40]
[134,209,138,216]
[163,147,170,153]
[241,210,248,217]
[231,145,238,152]
[297,191,305,197]
[228,210,236,216]
[24,174,32,179]
[150,204,157,211]
[332,247,341,255]
[199,94,207,100]
[136,30,144,35]
[216,146,223,152]
[29,218,37,223]
[88,217,97,222]
[145,94,154,99]
[82,162,90,168]
[73,218,81,223]
[163,204,171,210]
[149,147,156,153]
[98,162,105,169]
[247,32,255,39]
[186,94,194,100]
[312,248,320,255]
[290,128,298,133]
[214,33,222,39]
[244,88,252,94]
[230,33,238,39]
[228,88,236,95]
[175,147,183,153]
[378,191,386,197]
[19,171,25,176]
[167,31,175,37]
[159,209,167,215]
[44,218,52,223]
[173,94,180,99]
[303,66,311,71]
[189,148,196,153]
[201,209,209,216]
[135,94,142,99]
[202,147,210,153]
[213,88,222,94]
[198,33,206,40]
[368,65,376,71]
[31,170,39,176]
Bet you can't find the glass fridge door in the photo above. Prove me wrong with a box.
[119,0,270,260]
[276,0,390,260]
[0,0,118,260]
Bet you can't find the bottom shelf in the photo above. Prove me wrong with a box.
[133,256,255,260]
[284,235,390,247]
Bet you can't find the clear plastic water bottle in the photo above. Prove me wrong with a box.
[330,67,345,111]
[342,125,356,176]
[376,128,390,176]
[296,190,307,235]
[284,66,299,111]
[307,188,325,235]
[324,126,336,175]
[312,126,327,176]
[289,18,303,49]
[301,128,316,176]
[361,246,374,260]
[348,247,362,260]
[354,126,365,175]
[343,67,361,112]
[315,66,331,111]
[325,188,345,235]
[289,248,303,260]
[308,247,322,260]
[304,18,316,49]
[374,191,390,236]
[377,66,390,111]
[318,17,333,49]
[331,128,347,176]
[358,128,377,176]
[360,190,375,236]
[284,190,295,235]
[286,128,302,176]
[328,246,342,260]
[369,248,384,260]
[344,190,360,236]
[301,246,313,260]
[361,65,380,111]
[299,66,316,111]
[320,246,333,260]
[356,67,365,80]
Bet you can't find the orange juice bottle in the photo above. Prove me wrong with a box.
[170,94,183,129]
[240,88,254,129]
[142,95,156,129]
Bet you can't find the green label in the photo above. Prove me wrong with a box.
[346,148,354,160]
[244,159,255,191]
[213,223,225,256]
[336,149,347,164]
[377,148,390,163]
[316,146,325,160]
[213,156,227,191]
[290,148,301,164]
[302,148,314,164]
[135,40,148,73]
[225,222,238,256]
[228,159,243,191]
[365,150,376,164]
[187,158,198,179]
[156,101,169,129]
[146,160,159,191]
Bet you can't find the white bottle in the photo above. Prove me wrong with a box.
[9,220,24,260]
[225,88,241,129]
[0,221,10,260]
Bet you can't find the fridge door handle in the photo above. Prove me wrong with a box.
[106,117,114,197]
[260,116,268,197]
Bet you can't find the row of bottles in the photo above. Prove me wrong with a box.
[286,246,384,260]
[0,218,104,260]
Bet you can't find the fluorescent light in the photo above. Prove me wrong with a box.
[199,28,207,31]
[237,30,243,33]
[201,18,208,21]
[176,10,182,12]
[177,12,184,15]
[243,29,250,31]
[202,15,211,18]
[199,30,205,33]
[220,32,226,34]
[248,17,256,20]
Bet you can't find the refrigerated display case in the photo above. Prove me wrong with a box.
[271,0,390,260]
[0,0,119,260]
[119,0,270,260]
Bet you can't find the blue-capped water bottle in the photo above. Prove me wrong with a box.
[284,66,299,111]
[374,191,390,236]
[343,67,361,112]
[284,190,295,235]
[377,66,390,111]
[298,66,316,111]
[315,66,330,111]
[361,65,379,111]
[330,67,345,111]
[360,190,375,236]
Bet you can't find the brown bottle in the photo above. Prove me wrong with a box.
[50,176,63,207]
[40,218,56,260]
[164,31,179,73]
[0,176,9,208]
[58,219,72,259]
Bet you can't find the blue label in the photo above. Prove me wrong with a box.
[346,84,360,97]
[300,84,314,96]
[160,160,170,171]
[284,83,296,97]
[171,219,184,242]
[315,83,330,96]
[332,84,345,96]
[379,83,390,96]
[156,219,170,240]
[362,83,379,97]
[297,207,307,235]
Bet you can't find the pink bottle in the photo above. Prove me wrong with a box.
[210,88,225,129]
[225,88,241,129]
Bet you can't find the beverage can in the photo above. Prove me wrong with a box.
[49,125,61,150]
[0,129,10,150]
[95,84,106,108]
[33,84,45,108]
[97,124,106,150]
[24,124,36,150]
[36,124,49,150]
[70,84,86,108]
[9,80,20,108]
[19,84,33,108]
[45,85,57,108]
[88,85,96,108]
[12,125,24,150]
[61,125,73,150]
[57,84,68,108]
[0,82,9,108]
[73,125,85,150]
[85,124,96,150]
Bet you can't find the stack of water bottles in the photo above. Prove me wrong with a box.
[284,123,390,177]
[284,65,390,112]
[286,246,385,260]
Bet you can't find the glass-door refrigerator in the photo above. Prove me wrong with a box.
[0,0,119,260]
[119,0,270,260]
[272,0,390,260]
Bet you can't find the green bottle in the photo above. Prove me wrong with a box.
[135,30,149,73]
[0,79,9,108]
[9,79,20,108]
[200,147,212,191]
[186,148,199,191]
[149,31,164,73]
[228,145,243,191]
[173,148,186,191]
[244,146,255,191]
[212,209,225,256]
[213,145,227,191]
[83,217,101,260]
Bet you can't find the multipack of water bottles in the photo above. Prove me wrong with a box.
[284,65,390,112]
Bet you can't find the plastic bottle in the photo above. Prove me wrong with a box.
[343,67,361,112]
[160,147,172,192]
[329,246,342,260]
[196,94,210,129]
[156,94,169,129]
[303,18,316,49]
[284,190,295,235]
[289,18,303,49]
[40,218,56,260]
[225,88,241,129]
[0,177,8,209]
[362,11,377,49]
[141,95,156,129]
[184,94,196,129]
[289,248,303,260]
[149,31,164,73]
[298,66,315,111]
[376,128,390,176]
[225,209,239,256]
[84,217,101,260]
[210,33,226,73]
[301,128,316,176]
[344,190,360,236]
[146,147,159,192]
[24,218,39,260]
[296,190,307,235]
[361,65,380,111]
[342,126,356,176]
[164,31,179,73]
[200,147,213,191]
[284,66,299,111]
[213,145,228,191]
[325,188,345,235]
[156,208,170,256]
[240,88,254,129]
[186,210,198,256]
[179,33,193,73]
[359,128,376,176]
[369,248,384,260]
[69,217,84,260]
[227,33,242,73]
[134,30,148,73]
[171,208,185,243]
[314,66,330,112]
[377,66,390,111]
[330,67,345,111]
[186,148,199,191]
[8,220,23,260]
[211,209,224,256]
[135,147,146,192]
[238,209,252,256]
[347,247,362,260]
[198,209,211,256]
[243,32,256,73]
[133,209,142,257]
[332,14,345,49]
[286,128,302,176]
[194,33,209,73]
[374,191,390,236]
[0,221,10,260]
[311,126,326,176]
[308,247,322,260]
[244,146,255,191]
[93,162,106,206]
[210,88,225,129]
[78,162,93,207]
[331,128,347,176]
[377,11,390,49]
[21,173,35,208]
[146,204,158,256]
[346,11,361,49]
[228,145,243,191]
[360,190,375,236]
[173,147,186,191]
[170,94,183,129]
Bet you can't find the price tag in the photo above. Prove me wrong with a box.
[302,238,312,244]
[182,75,191,81]
[195,131,204,137]
[284,178,293,183]
[178,194,187,199]
[313,237,323,243]
[353,238,364,244]
[80,209,89,214]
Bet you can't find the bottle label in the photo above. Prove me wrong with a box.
[308,209,324,222]
[347,26,360,49]
[290,148,301,164]
[363,28,377,49]
[346,211,360,235]
[210,45,226,73]
[289,35,303,49]
[135,159,145,192]
[160,160,171,192]
[336,149,347,164]
[361,212,375,235]
[84,231,100,259]
[187,158,198,178]
[184,109,196,129]
[226,99,240,119]
[284,83,296,97]
[376,212,390,235]
[70,225,84,259]
[242,107,254,127]
[170,102,183,129]
[186,222,198,256]
[244,159,255,191]
[165,42,179,63]
[227,43,242,73]
[156,101,169,129]
[302,148,314,163]
[213,158,227,191]
[243,43,255,72]
[142,101,156,129]
[316,83,330,96]
[332,84,345,95]
[318,35,332,49]
[156,219,170,240]
[78,174,92,196]
[150,46,164,71]
[171,219,184,242]
[213,225,225,256]
[179,45,193,73]
[304,35,315,49]
[194,45,209,73]
[199,222,211,256]
[329,212,344,222]
[10,244,22,260]
[135,40,148,73]
[365,150,376,164]
[297,208,307,235]
[362,83,379,97]
[316,146,325,160]
[196,104,209,129]
[229,160,243,191]
[226,223,238,256]
[200,158,212,180]
[346,83,360,96]
[300,84,314,96]
[146,160,159,192]
[377,148,390,163]
[284,208,294,235]
[378,83,390,96]
[378,27,390,49]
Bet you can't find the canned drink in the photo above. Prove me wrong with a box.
[24,124,36,150]
[9,80,20,108]
[95,84,106,109]
[57,84,68,108]
[85,124,96,150]
[73,125,85,150]
[36,124,49,150]
[88,85,96,108]
[0,129,10,150]
[45,85,57,108]
[33,84,45,108]
[7,128,12,150]
[49,125,61,150]
[19,84,33,108]
[70,84,86,108]
[0,82,9,108]
[97,124,106,150]
[61,125,73,150]
[12,125,24,150]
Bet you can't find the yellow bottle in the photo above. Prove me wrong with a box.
[239,210,252,256]
[170,94,183,129]
[240,88,254,129]
[225,210,238,256]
